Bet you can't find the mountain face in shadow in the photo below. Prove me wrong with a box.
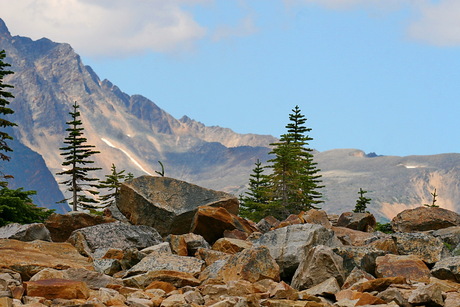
[1,18,459,219]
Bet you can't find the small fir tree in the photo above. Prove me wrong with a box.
[353,188,371,213]
[267,105,323,219]
[424,188,439,207]
[98,163,127,207]
[239,159,271,222]
[56,101,101,211]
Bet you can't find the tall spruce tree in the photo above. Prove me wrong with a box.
[57,101,101,211]
[267,105,323,219]
[0,50,16,167]
[98,163,127,207]
[239,159,271,222]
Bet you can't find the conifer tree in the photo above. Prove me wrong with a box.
[0,50,16,169]
[353,188,371,213]
[98,163,127,207]
[56,101,101,211]
[267,105,323,219]
[239,159,271,222]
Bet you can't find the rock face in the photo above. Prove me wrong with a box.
[44,212,116,242]
[0,239,93,280]
[336,212,376,232]
[67,222,162,256]
[0,223,51,242]
[117,176,239,236]
[254,223,341,280]
[391,206,460,232]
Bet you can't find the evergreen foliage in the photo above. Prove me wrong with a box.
[0,187,54,226]
[239,159,271,222]
[98,163,127,207]
[155,160,165,177]
[424,188,439,207]
[353,188,371,213]
[56,101,101,211]
[0,50,17,186]
[266,105,323,219]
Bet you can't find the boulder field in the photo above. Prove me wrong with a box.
[1,177,460,306]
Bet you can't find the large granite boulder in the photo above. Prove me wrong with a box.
[44,212,116,242]
[0,223,51,242]
[291,245,346,290]
[391,206,460,232]
[117,176,239,236]
[431,256,460,283]
[391,232,449,264]
[0,239,93,280]
[67,222,162,257]
[375,254,431,282]
[254,223,341,280]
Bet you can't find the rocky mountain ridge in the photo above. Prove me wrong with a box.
[1,18,460,220]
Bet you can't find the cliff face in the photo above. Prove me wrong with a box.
[0,18,274,209]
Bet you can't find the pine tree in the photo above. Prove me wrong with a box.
[0,50,17,184]
[353,188,371,213]
[267,105,323,219]
[56,101,101,211]
[239,159,271,222]
[98,163,127,207]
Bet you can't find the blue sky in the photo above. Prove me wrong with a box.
[1,0,460,156]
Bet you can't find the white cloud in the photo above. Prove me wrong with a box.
[0,0,208,57]
[408,0,460,46]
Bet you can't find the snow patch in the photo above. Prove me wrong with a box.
[101,137,153,176]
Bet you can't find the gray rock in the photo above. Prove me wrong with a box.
[431,256,460,282]
[0,223,51,241]
[117,176,239,236]
[141,242,172,255]
[430,226,460,249]
[254,223,341,280]
[333,245,387,275]
[63,267,123,289]
[126,251,205,276]
[291,245,346,290]
[300,277,340,297]
[67,222,162,256]
[377,287,409,307]
[392,232,450,264]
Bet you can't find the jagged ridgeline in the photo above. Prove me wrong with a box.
[1,17,460,219]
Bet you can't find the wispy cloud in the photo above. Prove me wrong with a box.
[212,16,258,41]
[408,0,460,46]
[0,0,208,57]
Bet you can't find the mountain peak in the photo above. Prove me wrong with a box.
[0,18,11,38]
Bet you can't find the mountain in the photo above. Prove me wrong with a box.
[1,18,459,220]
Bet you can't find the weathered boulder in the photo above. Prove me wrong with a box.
[44,212,116,242]
[117,176,239,236]
[301,277,340,297]
[341,267,375,290]
[391,232,449,264]
[24,278,90,300]
[255,216,280,233]
[123,270,200,289]
[430,226,460,248]
[0,239,93,280]
[391,206,460,232]
[332,245,387,275]
[167,233,210,256]
[212,237,253,254]
[254,223,341,279]
[332,226,381,246]
[190,206,257,244]
[336,212,376,232]
[408,283,444,306]
[195,247,231,267]
[29,267,122,290]
[431,256,460,282]
[354,276,407,293]
[217,246,280,283]
[67,222,162,256]
[300,209,332,229]
[291,245,345,290]
[126,251,204,276]
[0,223,51,242]
[375,254,431,282]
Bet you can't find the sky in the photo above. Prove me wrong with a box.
[1,0,460,157]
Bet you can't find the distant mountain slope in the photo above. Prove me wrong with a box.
[0,18,275,209]
[1,18,459,219]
